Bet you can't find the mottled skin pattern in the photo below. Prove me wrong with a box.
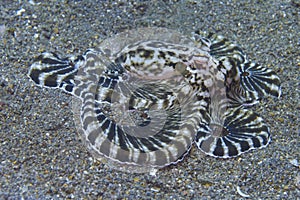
[28,28,281,171]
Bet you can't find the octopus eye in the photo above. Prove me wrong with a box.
[241,71,250,77]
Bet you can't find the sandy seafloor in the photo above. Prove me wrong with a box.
[0,0,299,199]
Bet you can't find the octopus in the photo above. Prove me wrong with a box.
[28,27,281,173]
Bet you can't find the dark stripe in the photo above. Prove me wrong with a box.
[226,135,250,152]
[64,84,74,93]
[148,137,164,148]
[210,39,226,50]
[96,113,106,123]
[97,77,105,86]
[29,69,41,85]
[98,77,115,88]
[101,78,111,88]
[100,119,111,134]
[196,125,210,141]
[41,57,68,65]
[251,137,261,148]
[244,77,264,95]
[116,125,129,151]
[139,137,159,151]
[153,130,172,144]
[106,120,115,141]
[211,46,244,57]
[110,79,118,88]
[125,130,145,152]
[115,54,126,63]
[88,129,99,145]
[222,137,238,156]
[213,139,224,157]
[44,74,59,87]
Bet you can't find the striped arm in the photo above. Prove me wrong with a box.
[28,52,84,95]
[195,107,270,158]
